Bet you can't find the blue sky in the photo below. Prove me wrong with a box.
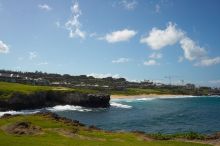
[0,0,220,87]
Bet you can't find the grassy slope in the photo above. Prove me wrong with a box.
[0,114,210,146]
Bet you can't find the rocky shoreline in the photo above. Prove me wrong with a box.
[0,91,110,111]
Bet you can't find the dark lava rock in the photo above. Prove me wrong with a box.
[0,91,110,111]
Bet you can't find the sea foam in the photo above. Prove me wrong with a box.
[0,110,40,117]
[110,102,132,109]
[46,105,92,112]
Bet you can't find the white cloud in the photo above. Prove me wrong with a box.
[101,29,137,43]
[37,62,48,66]
[180,37,216,66]
[112,58,130,63]
[149,52,162,59]
[29,52,37,60]
[65,1,86,39]
[155,4,160,13]
[38,4,52,11]
[143,59,159,66]
[55,21,60,28]
[89,32,97,38]
[0,40,9,53]
[195,57,220,67]
[178,56,184,63]
[141,22,220,67]
[120,0,138,10]
[140,22,184,50]
[180,37,206,61]
[87,73,120,78]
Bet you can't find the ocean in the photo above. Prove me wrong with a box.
[1,95,220,134]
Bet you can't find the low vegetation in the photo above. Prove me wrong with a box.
[149,132,206,140]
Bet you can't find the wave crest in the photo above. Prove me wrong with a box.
[46,105,92,112]
[0,110,40,117]
[110,102,132,109]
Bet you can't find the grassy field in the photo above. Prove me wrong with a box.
[0,113,211,146]
[0,82,97,99]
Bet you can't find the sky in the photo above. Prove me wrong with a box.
[0,0,220,87]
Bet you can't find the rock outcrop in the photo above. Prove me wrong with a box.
[0,91,110,111]
[4,121,42,135]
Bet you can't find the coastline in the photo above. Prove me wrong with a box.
[111,94,192,99]
[0,112,218,146]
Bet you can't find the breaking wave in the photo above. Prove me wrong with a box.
[0,110,40,117]
[110,102,132,109]
[136,98,155,101]
[46,105,92,112]
[111,97,155,103]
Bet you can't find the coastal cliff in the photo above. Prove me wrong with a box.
[0,91,110,111]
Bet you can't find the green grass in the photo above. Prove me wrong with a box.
[0,82,98,99]
[0,81,53,93]
[0,114,211,146]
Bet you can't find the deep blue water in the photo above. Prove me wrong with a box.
[54,96,220,134]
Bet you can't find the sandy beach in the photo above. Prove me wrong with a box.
[111,94,192,99]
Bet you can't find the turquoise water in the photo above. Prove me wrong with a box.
[1,96,220,134]
[54,96,220,134]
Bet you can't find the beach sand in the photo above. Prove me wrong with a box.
[111,94,191,99]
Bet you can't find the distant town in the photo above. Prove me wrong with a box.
[0,69,219,96]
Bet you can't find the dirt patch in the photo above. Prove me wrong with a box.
[54,128,106,141]
[4,121,42,135]
[111,138,125,142]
